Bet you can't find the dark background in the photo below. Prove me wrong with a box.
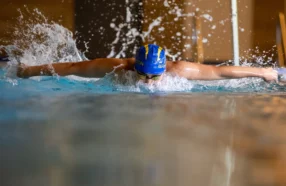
[74,0,143,59]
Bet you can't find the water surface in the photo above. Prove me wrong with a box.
[1,93,285,186]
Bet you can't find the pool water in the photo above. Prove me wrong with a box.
[1,64,286,186]
[1,90,286,186]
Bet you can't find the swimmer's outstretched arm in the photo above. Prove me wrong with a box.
[17,58,135,78]
[167,61,278,82]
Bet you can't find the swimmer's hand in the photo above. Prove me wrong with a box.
[261,68,278,83]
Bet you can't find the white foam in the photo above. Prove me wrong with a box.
[112,72,194,93]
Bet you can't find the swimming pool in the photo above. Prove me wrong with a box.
[1,7,286,186]
[1,61,286,186]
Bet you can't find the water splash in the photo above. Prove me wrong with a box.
[1,8,88,79]
[2,8,84,64]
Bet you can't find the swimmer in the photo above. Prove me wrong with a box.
[17,44,279,83]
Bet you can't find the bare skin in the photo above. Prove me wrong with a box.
[17,58,278,83]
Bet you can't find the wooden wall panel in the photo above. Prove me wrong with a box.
[142,0,255,62]
[252,0,284,54]
[143,0,281,62]
[184,0,256,62]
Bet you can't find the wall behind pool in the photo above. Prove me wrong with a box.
[0,0,284,62]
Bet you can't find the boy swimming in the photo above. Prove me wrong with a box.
[17,44,278,84]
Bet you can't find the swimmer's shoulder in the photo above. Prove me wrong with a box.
[166,60,198,72]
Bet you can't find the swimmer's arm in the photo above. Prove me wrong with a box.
[167,61,278,82]
[17,58,135,78]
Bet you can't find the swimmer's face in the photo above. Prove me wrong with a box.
[136,70,163,84]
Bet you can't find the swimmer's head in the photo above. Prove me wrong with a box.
[134,44,166,75]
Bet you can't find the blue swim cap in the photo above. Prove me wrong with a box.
[135,44,166,75]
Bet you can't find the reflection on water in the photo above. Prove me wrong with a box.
[0,93,286,186]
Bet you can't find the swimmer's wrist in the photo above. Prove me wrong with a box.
[260,68,273,78]
[260,68,278,82]
[17,64,29,78]
[260,68,267,78]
